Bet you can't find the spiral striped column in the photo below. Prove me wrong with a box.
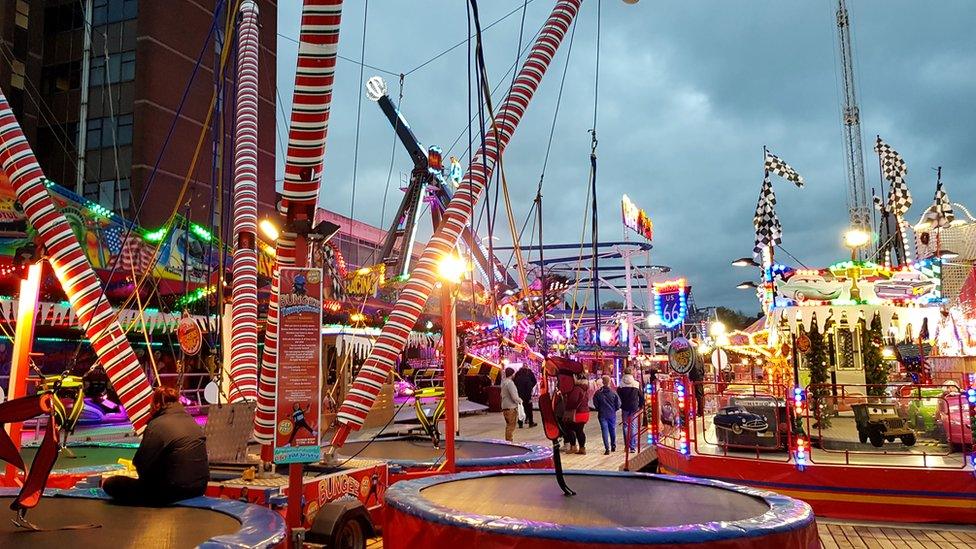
[227,0,261,402]
[253,0,343,444]
[334,0,582,436]
[0,94,154,434]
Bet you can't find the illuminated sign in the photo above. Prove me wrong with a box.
[346,264,386,297]
[653,278,688,329]
[621,194,653,241]
[498,302,518,330]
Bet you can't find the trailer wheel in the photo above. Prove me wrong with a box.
[307,500,375,549]
[332,516,366,549]
[901,434,916,447]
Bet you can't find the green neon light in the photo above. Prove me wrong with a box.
[143,227,168,242]
[190,223,213,242]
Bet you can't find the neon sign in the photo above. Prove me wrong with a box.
[498,302,518,330]
[621,194,653,241]
[653,278,688,329]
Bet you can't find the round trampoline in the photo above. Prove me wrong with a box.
[333,435,552,471]
[384,470,819,549]
[21,442,137,472]
[0,488,286,548]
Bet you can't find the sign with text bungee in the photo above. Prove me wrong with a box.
[273,267,323,464]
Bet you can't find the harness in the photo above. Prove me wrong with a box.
[0,374,100,530]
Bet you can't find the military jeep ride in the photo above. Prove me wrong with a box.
[851,403,917,448]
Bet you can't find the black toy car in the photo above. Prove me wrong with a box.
[713,405,769,434]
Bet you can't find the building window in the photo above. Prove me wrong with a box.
[44,3,83,34]
[90,50,135,87]
[92,0,138,26]
[84,178,130,212]
[41,62,81,94]
[15,0,29,30]
[86,114,133,150]
[9,60,25,90]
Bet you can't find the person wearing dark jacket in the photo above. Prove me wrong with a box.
[512,366,537,428]
[562,376,590,454]
[593,375,621,455]
[102,387,209,505]
[617,369,644,452]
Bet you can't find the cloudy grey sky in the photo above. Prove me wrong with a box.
[274,1,976,313]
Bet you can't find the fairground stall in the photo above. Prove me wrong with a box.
[651,256,976,523]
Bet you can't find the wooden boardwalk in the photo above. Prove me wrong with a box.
[818,520,976,548]
[355,411,976,548]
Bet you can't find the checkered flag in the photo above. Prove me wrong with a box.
[764,150,804,188]
[929,180,955,228]
[874,137,912,215]
[753,175,783,259]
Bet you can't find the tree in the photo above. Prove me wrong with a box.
[716,306,762,331]
[806,317,832,429]
[602,300,624,310]
[862,315,889,397]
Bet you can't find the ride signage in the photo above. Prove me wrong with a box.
[621,194,653,241]
[273,267,323,464]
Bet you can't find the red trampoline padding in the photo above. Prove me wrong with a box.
[383,471,819,549]
[385,510,819,549]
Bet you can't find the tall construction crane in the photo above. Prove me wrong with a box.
[835,0,871,245]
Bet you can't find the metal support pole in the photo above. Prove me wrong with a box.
[4,263,41,482]
[440,282,458,472]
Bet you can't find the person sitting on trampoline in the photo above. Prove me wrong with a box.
[102,387,209,506]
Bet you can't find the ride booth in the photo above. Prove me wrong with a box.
[653,259,976,524]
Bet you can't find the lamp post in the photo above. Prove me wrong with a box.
[709,321,729,383]
[437,254,468,473]
[843,229,871,301]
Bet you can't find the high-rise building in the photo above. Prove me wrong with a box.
[0,0,277,229]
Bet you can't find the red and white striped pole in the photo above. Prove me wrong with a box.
[0,94,154,434]
[332,0,583,444]
[253,0,343,446]
[227,0,261,402]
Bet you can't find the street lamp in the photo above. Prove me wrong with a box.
[843,228,872,300]
[437,254,468,285]
[843,229,871,259]
[732,257,760,268]
[259,218,280,242]
[436,253,469,472]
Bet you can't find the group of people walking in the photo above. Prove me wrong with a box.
[500,365,645,456]
[592,369,644,455]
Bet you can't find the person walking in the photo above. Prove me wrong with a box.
[563,375,591,454]
[618,368,644,453]
[512,366,537,428]
[593,375,621,455]
[500,367,522,442]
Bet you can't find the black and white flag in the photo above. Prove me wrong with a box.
[764,151,804,188]
[874,137,912,215]
[930,181,955,228]
[753,175,783,259]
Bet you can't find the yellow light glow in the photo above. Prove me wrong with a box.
[843,228,871,249]
[709,321,727,337]
[357,267,371,275]
[349,313,366,323]
[259,219,280,241]
[437,254,469,284]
